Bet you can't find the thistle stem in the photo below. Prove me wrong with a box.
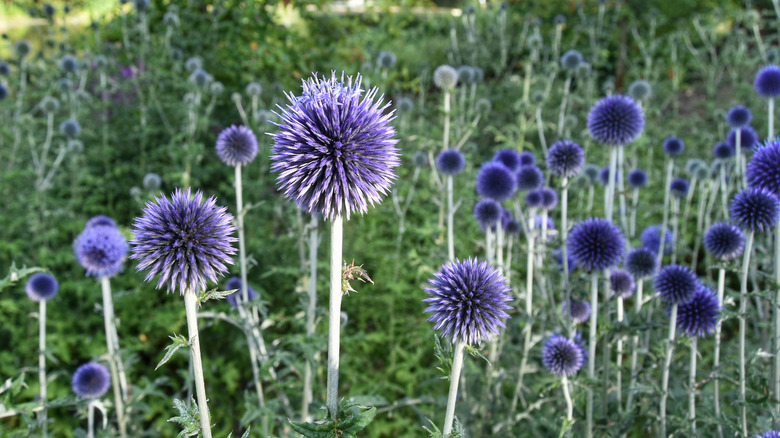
[659,304,677,438]
[586,274,598,438]
[235,165,250,303]
[100,277,127,438]
[443,341,465,435]
[630,187,639,238]
[657,159,673,270]
[562,375,573,423]
[326,216,344,419]
[775,225,780,413]
[770,98,775,141]
[671,198,680,264]
[689,336,697,434]
[735,127,743,192]
[561,178,572,336]
[617,146,629,235]
[447,175,455,261]
[38,300,47,438]
[557,75,572,137]
[714,267,725,438]
[626,278,644,412]
[184,289,212,438]
[87,400,95,438]
[606,146,618,223]
[739,230,755,438]
[616,296,624,412]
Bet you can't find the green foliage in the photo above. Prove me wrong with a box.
[289,400,377,438]
[0,263,45,293]
[168,398,200,438]
[156,334,190,371]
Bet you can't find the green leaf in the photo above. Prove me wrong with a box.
[198,288,236,305]
[168,398,200,438]
[0,263,45,293]
[288,400,377,437]
[226,426,251,438]
[341,404,376,434]
[156,334,190,370]
[464,344,491,367]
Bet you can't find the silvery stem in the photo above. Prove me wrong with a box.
[326,216,344,418]
[606,146,618,223]
[630,187,639,238]
[561,179,572,336]
[536,106,547,155]
[235,165,250,303]
[671,198,680,265]
[736,128,743,192]
[775,225,780,410]
[739,231,755,438]
[626,278,644,412]
[38,300,47,438]
[771,97,776,141]
[587,185,594,216]
[87,400,95,438]
[443,341,465,435]
[616,296,624,411]
[659,304,678,438]
[526,209,537,316]
[447,175,455,261]
[714,268,725,438]
[557,75,572,137]
[689,336,697,434]
[100,277,126,438]
[617,146,628,236]
[586,274,598,438]
[443,91,451,150]
[184,289,212,438]
[657,159,673,271]
[496,223,504,277]
[562,375,573,423]
[302,214,318,421]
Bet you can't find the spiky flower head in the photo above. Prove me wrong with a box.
[86,215,117,229]
[225,276,258,308]
[628,80,652,101]
[246,82,262,97]
[599,167,619,186]
[640,225,673,255]
[542,335,585,377]
[685,159,707,177]
[754,65,780,98]
[216,125,258,166]
[433,65,458,90]
[563,300,590,325]
[655,264,698,305]
[728,126,759,152]
[670,177,690,198]
[143,172,161,191]
[397,97,414,113]
[457,65,476,84]
[436,149,465,175]
[0,62,9,76]
[59,119,80,138]
[560,49,583,71]
[567,218,625,272]
[587,95,645,146]
[757,431,780,438]
[189,68,211,87]
[540,187,558,210]
[628,169,648,188]
[747,139,780,195]
[494,149,521,172]
[519,151,536,167]
[526,189,543,208]
[476,162,517,201]
[625,247,658,279]
[553,248,578,274]
[704,222,745,260]
[730,187,780,232]
[676,283,720,337]
[130,188,237,294]
[72,362,111,399]
[663,136,685,156]
[582,164,600,185]
[554,14,566,24]
[40,96,59,113]
[377,51,396,69]
[546,139,584,178]
[473,199,502,228]
[423,258,512,345]
[712,142,733,161]
[610,268,636,298]
[727,105,753,127]
[184,56,202,73]
[60,55,78,73]
[14,40,31,59]
[75,225,128,277]
[25,273,59,302]
[516,165,544,191]
[270,72,400,220]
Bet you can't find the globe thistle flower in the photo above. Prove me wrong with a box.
[59,119,80,138]
[143,173,161,191]
[655,264,698,305]
[685,159,707,176]
[60,55,78,74]
[474,199,502,229]
[527,33,543,50]
[587,95,645,146]
[535,214,555,232]
[412,151,428,168]
[56,78,72,92]
[582,164,600,185]
[163,11,179,27]
[628,80,652,101]
[271,73,400,220]
[75,225,128,277]
[628,169,648,188]
[246,82,262,97]
[14,40,31,59]
[210,81,224,95]
[625,247,658,279]
[554,14,566,25]
[0,62,10,76]
[476,162,517,201]
[526,189,543,208]
[727,126,759,152]
[184,56,202,73]
[505,219,522,235]
[610,268,636,298]
[40,97,59,114]
[133,0,149,11]
[676,283,720,337]
[25,273,59,302]
[754,65,780,98]
[493,148,521,172]
[564,114,579,130]
[540,187,558,210]
[474,67,485,83]
[423,258,513,345]
[436,149,465,175]
[476,98,492,114]
[663,136,685,156]
[567,218,625,271]
[542,335,585,377]
[560,49,583,71]
[397,97,414,113]
[727,105,753,128]
[433,65,458,90]
[0,83,7,100]
[130,188,238,294]
[531,90,546,104]
[224,276,258,308]
[602,78,615,94]
[713,142,734,160]
[730,187,780,232]
[516,165,544,191]
[757,431,780,438]
[546,140,584,178]
[93,55,108,70]
[376,51,397,69]
[553,248,578,274]
[86,215,117,229]
[704,222,746,260]
[747,140,780,194]
[72,362,111,399]
[43,3,55,17]
[640,225,674,255]
[457,65,476,84]
[670,177,690,198]
[598,167,620,186]
[189,68,211,87]
[519,151,536,167]
[576,63,592,78]
[216,125,258,166]
[563,300,590,325]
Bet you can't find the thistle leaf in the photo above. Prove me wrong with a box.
[156,334,190,370]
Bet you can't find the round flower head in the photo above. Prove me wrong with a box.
[640,225,674,255]
[143,172,162,191]
[75,225,128,277]
[436,149,466,175]
[476,98,491,114]
[546,139,584,178]
[516,165,544,191]
[754,65,780,98]
[72,362,111,399]
[628,80,652,101]
[554,14,566,25]
[59,119,80,138]
[526,189,543,208]
[676,283,720,337]
[628,169,648,188]
[189,68,211,87]
[727,105,753,127]
[610,268,636,299]
[130,188,238,294]
[14,40,31,58]
[271,73,400,220]
[0,84,8,100]
[670,177,690,198]
[563,300,590,325]
[540,187,558,210]
[423,258,512,345]
[500,208,513,230]
[655,264,698,305]
[25,273,59,302]
[564,114,578,130]
[587,95,645,146]
[476,162,517,201]
[625,247,658,279]
[225,276,258,308]
[663,136,685,156]
[412,151,428,168]
[60,55,78,73]
[704,222,746,260]
[542,335,585,377]
[599,167,621,186]
[0,62,9,76]
[685,159,707,177]
[505,220,522,235]
[40,96,59,113]
[473,199,502,228]
[246,81,262,97]
[216,125,258,166]
[377,51,396,69]
[730,187,780,232]
[757,432,780,438]
[433,65,458,90]
[519,151,536,167]
[553,248,578,274]
[184,57,202,73]
[86,215,117,229]
[527,33,543,50]
[457,65,476,84]
[713,141,734,160]
[567,218,625,272]
[397,97,414,113]
[560,49,583,71]
[531,90,546,104]
[582,164,600,185]
[534,214,555,232]
[728,126,759,152]
[747,139,780,194]
[493,149,521,172]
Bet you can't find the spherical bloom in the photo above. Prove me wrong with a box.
[540,187,558,210]
[534,214,555,233]
[436,149,465,175]
[14,40,31,58]
[59,119,80,138]
[676,283,720,337]
[224,276,258,308]
[271,73,400,220]
[625,247,658,279]
[377,51,396,69]
[476,162,517,201]
[757,432,780,438]
[130,188,237,294]
[75,225,128,277]
[546,140,584,178]
[143,172,161,191]
[587,95,645,146]
[567,218,625,272]
[215,125,258,166]
[0,62,10,76]
[576,63,591,78]
[610,268,636,298]
[561,49,583,71]
[72,362,111,399]
[505,220,522,235]
[433,65,458,90]
[542,335,585,377]
[670,177,690,198]
[727,126,759,152]
[598,167,620,186]
[210,82,224,95]
[628,169,648,188]
[0,84,8,101]
[730,187,780,232]
[564,114,578,130]
[163,11,179,27]
[246,82,262,97]
[527,33,543,50]
[60,55,78,73]
[531,90,546,104]
[189,68,211,87]
[562,300,590,325]
[628,80,652,101]
[493,149,521,172]
[663,136,685,156]
[516,165,544,191]
[655,264,698,305]
[754,65,780,98]
[704,222,746,260]
[40,96,59,113]
[525,189,543,208]
[457,65,476,84]
[86,215,117,229]
[423,258,512,345]
[685,159,707,177]
[519,151,536,167]
[727,105,752,127]
[473,199,502,228]
[476,98,491,114]
[553,248,578,274]
[747,140,780,194]
[25,273,59,302]
[640,225,674,255]
[582,164,600,185]
[397,97,414,113]
[713,142,734,160]
[412,151,428,168]
[184,57,202,73]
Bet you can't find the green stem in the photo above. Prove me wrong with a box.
[714,268,725,438]
[739,230,755,438]
[326,216,344,418]
[586,274,598,438]
[101,277,127,437]
[38,300,47,438]
[184,289,212,438]
[689,336,697,434]
[443,341,465,435]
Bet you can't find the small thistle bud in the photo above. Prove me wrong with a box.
[628,80,652,101]
[246,81,262,97]
[72,362,111,399]
[576,62,591,77]
[40,96,60,113]
[60,55,78,73]
[476,98,492,114]
[14,40,31,59]
[433,65,458,90]
[376,51,396,69]
[67,140,83,153]
[554,14,566,25]
[59,119,81,138]
[397,97,414,113]
[564,114,578,130]
[93,55,108,70]
[143,172,161,191]
[189,68,211,87]
[43,3,55,17]
[57,78,72,91]
[209,81,224,95]
[531,90,546,104]
[169,48,183,61]
[457,65,476,85]
[412,151,428,168]
[254,109,274,124]
[129,186,142,198]
[436,149,466,175]
[602,78,615,94]
[582,164,600,185]
[0,62,10,76]
[560,49,583,71]
[134,0,149,12]
[163,11,180,27]
[768,48,779,64]
[183,92,199,106]
[527,33,543,50]
[184,56,202,73]
[0,83,7,100]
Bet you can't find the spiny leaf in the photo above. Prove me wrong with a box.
[168,398,200,437]
[464,344,491,367]
[156,334,190,370]
[198,288,235,305]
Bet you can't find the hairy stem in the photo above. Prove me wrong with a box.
[326,216,344,418]
[443,342,465,435]
[184,289,212,438]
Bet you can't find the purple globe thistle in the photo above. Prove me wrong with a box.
[534,215,555,234]
[86,215,117,229]
[730,187,780,232]
[747,140,780,194]
[473,199,502,229]
[640,225,674,255]
[562,300,590,325]
[215,125,258,166]
[476,162,517,201]
[500,208,513,230]
[546,139,585,178]
[526,189,543,208]
[59,119,81,138]
[713,141,734,160]
[561,49,583,71]
[754,65,780,98]
[224,276,258,308]
[662,136,685,156]
[519,151,536,167]
[670,177,690,198]
[727,105,753,128]
[625,247,658,279]
[553,248,578,274]
[74,225,128,277]
[130,188,238,294]
[423,258,513,345]
[610,268,636,298]
[676,283,720,337]
[542,335,585,377]
[540,187,558,210]
[582,164,600,185]
[598,167,619,186]
[727,126,759,152]
[587,95,645,146]
[567,218,625,272]
[437,149,466,175]
[704,222,746,260]
[655,264,698,305]
[72,362,111,399]
[505,220,522,235]
[493,148,521,172]
[628,169,648,188]
[270,72,400,220]
[516,165,544,191]
[628,80,652,101]
[757,432,780,438]
[25,273,59,302]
